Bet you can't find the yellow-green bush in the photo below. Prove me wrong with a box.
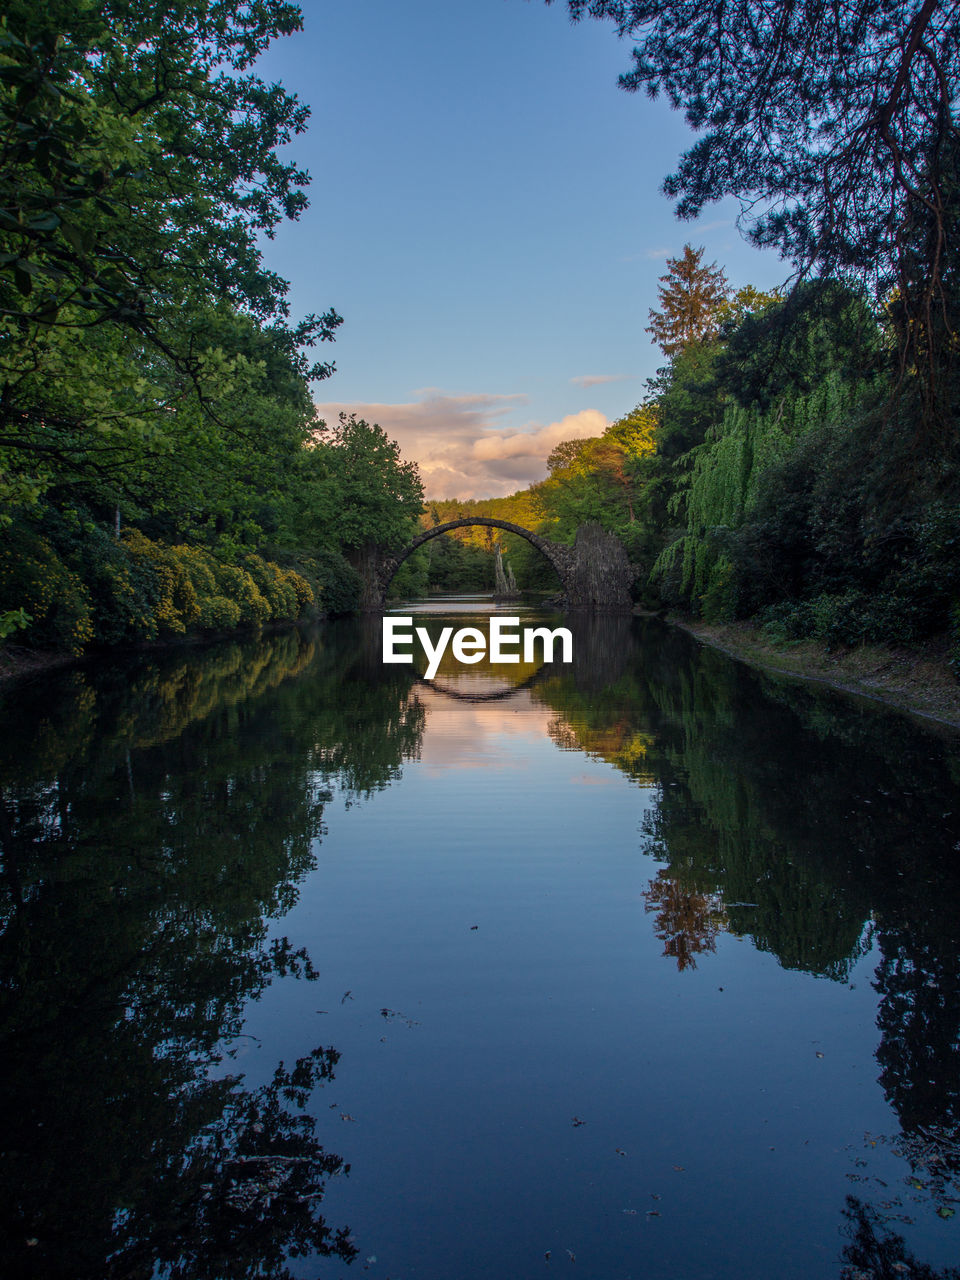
[241,553,313,619]
[123,533,306,635]
[123,530,191,635]
[119,532,311,636]
[0,528,94,653]
[0,523,315,655]
[199,595,242,630]
[211,562,270,625]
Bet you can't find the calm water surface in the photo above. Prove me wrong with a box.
[2,598,959,1279]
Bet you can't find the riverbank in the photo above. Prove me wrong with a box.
[666,614,960,730]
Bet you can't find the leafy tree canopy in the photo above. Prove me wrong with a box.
[0,0,336,333]
[283,414,425,553]
[0,0,340,528]
[551,0,960,418]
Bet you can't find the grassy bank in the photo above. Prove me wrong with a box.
[664,615,960,730]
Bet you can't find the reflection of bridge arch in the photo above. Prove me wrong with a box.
[415,666,555,703]
[360,518,635,613]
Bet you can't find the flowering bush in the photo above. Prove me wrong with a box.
[0,521,316,654]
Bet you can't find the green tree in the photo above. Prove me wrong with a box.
[0,0,340,526]
[646,245,728,357]
[282,414,424,554]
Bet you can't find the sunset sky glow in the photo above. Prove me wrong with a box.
[257,0,789,498]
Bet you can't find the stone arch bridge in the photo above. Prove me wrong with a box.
[356,517,634,612]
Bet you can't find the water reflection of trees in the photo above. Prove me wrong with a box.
[840,1198,960,1280]
[535,618,960,985]
[641,872,727,971]
[0,624,424,1277]
[534,617,960,1267]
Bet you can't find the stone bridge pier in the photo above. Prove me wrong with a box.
[355,518,634,612]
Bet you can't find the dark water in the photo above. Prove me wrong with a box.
[2,599,960,1280]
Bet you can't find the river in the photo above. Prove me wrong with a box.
[1,598,959,1279]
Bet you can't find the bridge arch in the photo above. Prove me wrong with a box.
[357,518,634,612]
[379,517,570,599]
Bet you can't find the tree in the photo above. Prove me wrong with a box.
[0,1,340,523]
[532,409,657,553]
[0,1,334,334]
[283,415,424,554]
[551,0,960,420]
[646,245,728,356]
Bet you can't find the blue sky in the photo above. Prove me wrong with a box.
[256,0,788,498]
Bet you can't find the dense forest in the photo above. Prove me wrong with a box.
[2,0,959,673]
[438,238,959,669]
[0,1,424,654]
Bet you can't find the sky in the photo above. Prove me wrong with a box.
[255,0,789,499]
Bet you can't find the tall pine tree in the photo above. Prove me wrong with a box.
[646,246,729,356]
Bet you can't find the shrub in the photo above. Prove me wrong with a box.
[0,525,93,653]
[1,518,322,655]
[241,553,310,620]
[276,547,360,616]
[124,531,311,636]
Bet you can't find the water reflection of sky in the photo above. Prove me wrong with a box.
[241,610,960,1280]
[3,608,959,1280]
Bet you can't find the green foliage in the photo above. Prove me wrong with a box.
[714,281,881,411]
[0,512,314,651]
[0,2,340,528]
[280,415,424,555]
[656,368,869,617]
[389,544,431,598]
[0,521,95,653]
[421,536,496,593]
[644,282,915,626]
[646,339,723,461]
[284,548,361,617]
[0,4,434,645]
[532,408,657,549]
[0,607,31,640]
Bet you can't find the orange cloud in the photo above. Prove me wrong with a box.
[313,393,609,499]
[569,374,630,388]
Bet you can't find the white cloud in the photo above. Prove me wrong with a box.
[473,411,607,462]
[313,394,609,500]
